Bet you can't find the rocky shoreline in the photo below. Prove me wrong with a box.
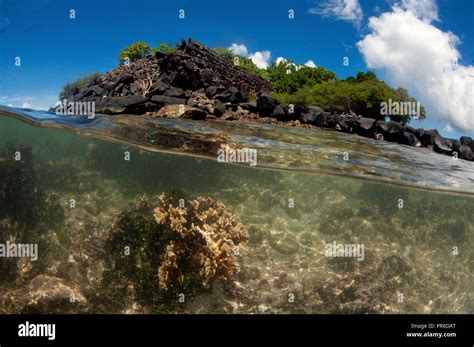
[61,38,474,162]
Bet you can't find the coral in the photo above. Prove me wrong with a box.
[101,192,248,312]
[154,193,249,290]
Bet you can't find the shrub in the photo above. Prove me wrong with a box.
[59,72,102,99]
[152,43,177,55]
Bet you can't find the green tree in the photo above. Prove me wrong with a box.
[119,41,151,63]
[267,60,335,94]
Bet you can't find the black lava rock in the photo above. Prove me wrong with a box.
[256,95,280,116]
[213,100,225,117]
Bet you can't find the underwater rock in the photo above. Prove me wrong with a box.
[149,104,208,119]
[269,232,300,255]
[154,193,249,290]
[4,275,88,314]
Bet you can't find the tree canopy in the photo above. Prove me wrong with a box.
[119,41,151,63]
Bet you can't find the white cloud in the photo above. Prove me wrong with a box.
[308,0,363,26]
[227,43,272,69]
[275,56,318,70]
[357,6,474,132]
[305,60,317,68]
[249,50,271,69]
[275,56,287,65]
[399,0,439,22]
[444,124,453,132]
[0,95,56,111]
[21,102,34,108]
[228,43,248,56]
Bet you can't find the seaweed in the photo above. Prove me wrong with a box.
[0,145,64,233]
[0,144,65,285]
[101,193,248,312]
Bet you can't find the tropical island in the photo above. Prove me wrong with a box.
[56,38,474,162]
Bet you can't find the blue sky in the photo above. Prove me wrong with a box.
[0,0,473,137]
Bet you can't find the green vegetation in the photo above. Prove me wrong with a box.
[211,47,236,61]
[212,47,267,79]
[120,41,178,63]
[101,195,207,313]
[210,47,424,123]
[267,59,336,94]
[0,145,64,283]
[273,71,426,122]
[119,41,151,63]
[152,43,178,55]
[59,72,102,99]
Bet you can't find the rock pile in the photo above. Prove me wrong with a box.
[62,38,473,162]
[66,38,272,115]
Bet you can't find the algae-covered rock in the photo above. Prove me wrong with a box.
[3,275,88,314]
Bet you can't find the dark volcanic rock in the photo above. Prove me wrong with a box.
[433,136,453,155]
[272,104,295,121]
[91,85,105,96]
[214,90,233,102]
[147,81,168,96]
[357,117,376,131]
[460,136,472,146]
[206,86,218,97]
[239,101,258,113]
[376,121,408,142]
[115,73,134,85]
[95,95,150,114]
[68,38,271,110]
[213,100,225,117]
[256,95,280,116]
[414,128,439,147]
[401,131,420,147]
[151,95,187,106]
[164,86,185,98]
[182,108,207,120]
[458,145,473,160]
[348,117,375,136]
[299,106,325,124]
